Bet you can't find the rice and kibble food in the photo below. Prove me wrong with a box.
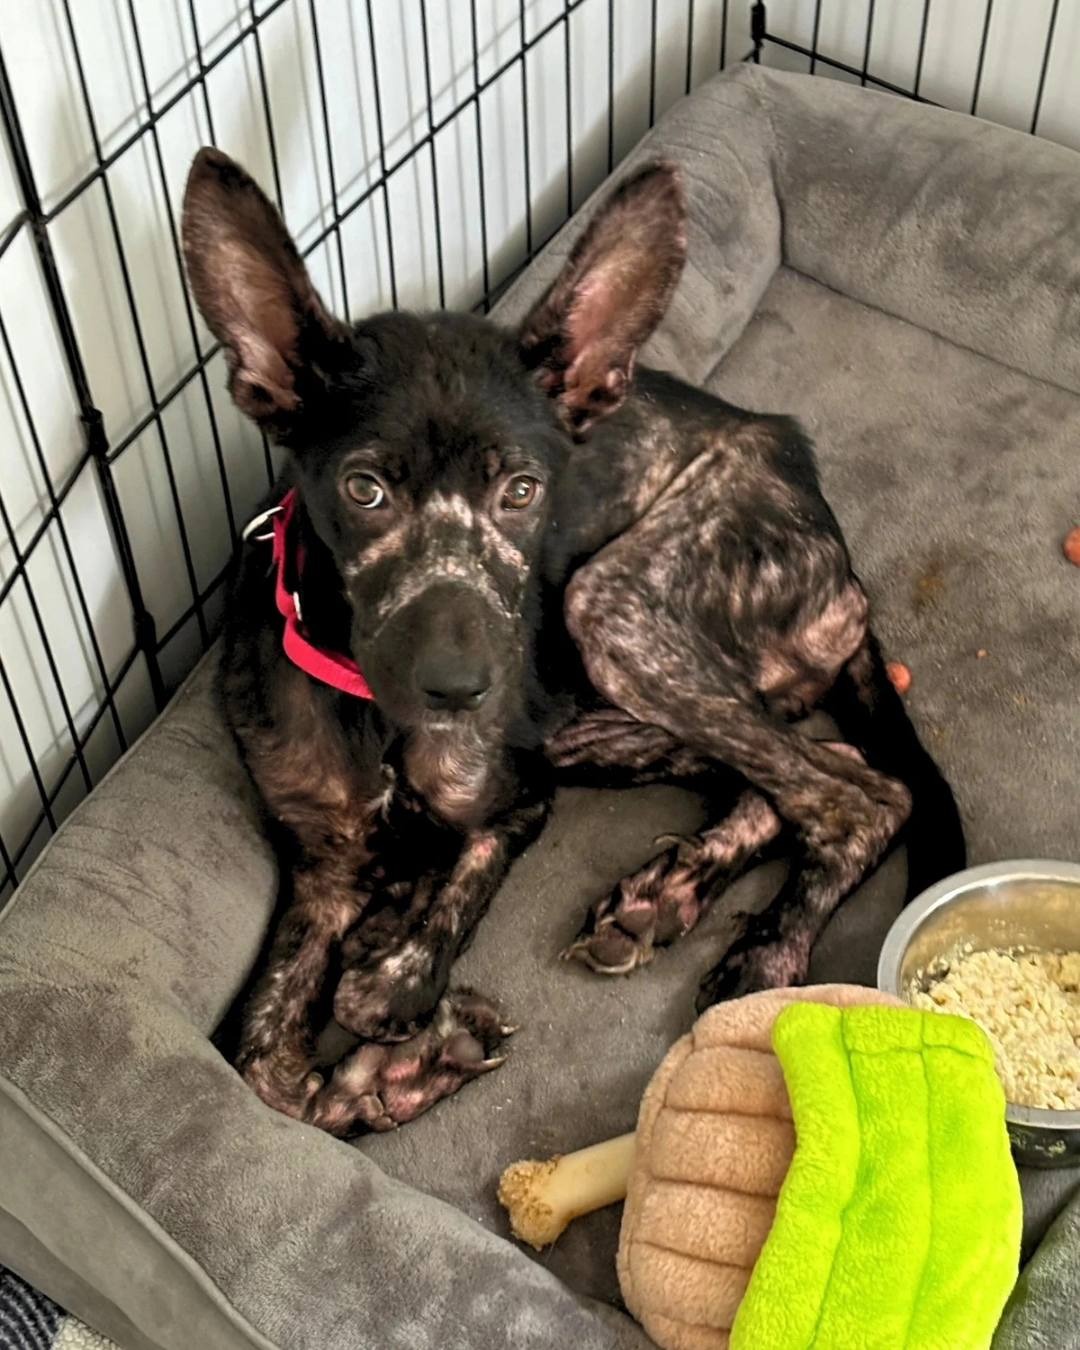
[909,947,1080,1111]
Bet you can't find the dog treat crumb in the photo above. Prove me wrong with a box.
[886,661,912,695]
[1064,526,1080,566]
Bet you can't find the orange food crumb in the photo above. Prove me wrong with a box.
[886,661,912,695]
[1064,526,1080,566]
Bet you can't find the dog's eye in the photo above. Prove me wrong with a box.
[501,475,540,511]
[346,473,385,509]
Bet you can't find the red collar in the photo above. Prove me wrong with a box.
[243,488,374,700]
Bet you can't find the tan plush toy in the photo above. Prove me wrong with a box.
[499,984,1022,1350]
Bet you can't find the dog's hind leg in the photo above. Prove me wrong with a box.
[546,707,715,785]
[591,678,908,1007]
[564,480,912,1005]
[822,635,966,899]
[548,709,783,971]
[556,729,868,974]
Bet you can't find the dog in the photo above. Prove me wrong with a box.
[181,148,965,1137]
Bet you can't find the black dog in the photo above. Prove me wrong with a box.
[181,148,964,1136]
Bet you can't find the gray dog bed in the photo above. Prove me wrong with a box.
[2,65,1079,1350]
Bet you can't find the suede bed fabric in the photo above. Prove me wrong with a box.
[1,63,1079,1350]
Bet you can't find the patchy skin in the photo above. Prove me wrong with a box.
[559,406,959,1003]
[183,148,964,1137]
[331,817,541,1053]
[564,790,783,974]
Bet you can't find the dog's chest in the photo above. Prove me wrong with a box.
[400,728,494,830]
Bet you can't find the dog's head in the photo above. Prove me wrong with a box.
[182,149,685,740]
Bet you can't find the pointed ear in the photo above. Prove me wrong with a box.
[181,147,346,428]
[519,161,687,435]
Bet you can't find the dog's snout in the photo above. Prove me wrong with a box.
[365,580,505,720]
[417,653,492,712]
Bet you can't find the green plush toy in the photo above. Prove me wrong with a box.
[732,1003,1023,1349]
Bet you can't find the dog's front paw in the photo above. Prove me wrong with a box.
[313,989,514,1135]
[368,989,514,1129]
[333,942,448,1042]
[240,1052,323,1120]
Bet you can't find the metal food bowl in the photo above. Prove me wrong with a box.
[878,860,1080,1168]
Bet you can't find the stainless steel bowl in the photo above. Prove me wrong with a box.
[877,860,1080,1168]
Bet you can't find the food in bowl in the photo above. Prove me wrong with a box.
[909,946,1080,1111]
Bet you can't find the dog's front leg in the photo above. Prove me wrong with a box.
[333,797,548,1041]
[301,800,549,1137]
[237,848,371,1120]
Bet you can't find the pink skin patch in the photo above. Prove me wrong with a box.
[468,833,499,866]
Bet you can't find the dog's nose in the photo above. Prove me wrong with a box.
[417,655,492,712]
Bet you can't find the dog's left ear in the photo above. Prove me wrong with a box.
[519,161,686,435]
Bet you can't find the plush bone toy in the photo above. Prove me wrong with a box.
[499,985,1022,1350]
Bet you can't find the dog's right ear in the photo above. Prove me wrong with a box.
[181,148,346,428]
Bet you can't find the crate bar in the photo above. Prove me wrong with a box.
[57,0,209,650]
[685,0,696,94]
[519,0,536,253]
[246,0,285,211]
[1030,0,1061,135]
[809,0,823,74]
[307,0,350,316]
[970,0,995,115]
[124,0,238,544]
[0,38,164,713]
[363,0,399,309]
[185,0,218,144]
[418,0,448,308]
[562,1,573,213]
[470,0,492,309]
[757,33,940,104]
[0,306,124,759]
[913,0,932,99]
[607,0,616,170]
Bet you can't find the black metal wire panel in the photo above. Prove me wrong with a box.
[754,0,1072,134]
[0,0,740,899]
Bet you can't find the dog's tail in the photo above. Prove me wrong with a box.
[827,632,966,902]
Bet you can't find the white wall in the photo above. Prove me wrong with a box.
[0,0,1074,897]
